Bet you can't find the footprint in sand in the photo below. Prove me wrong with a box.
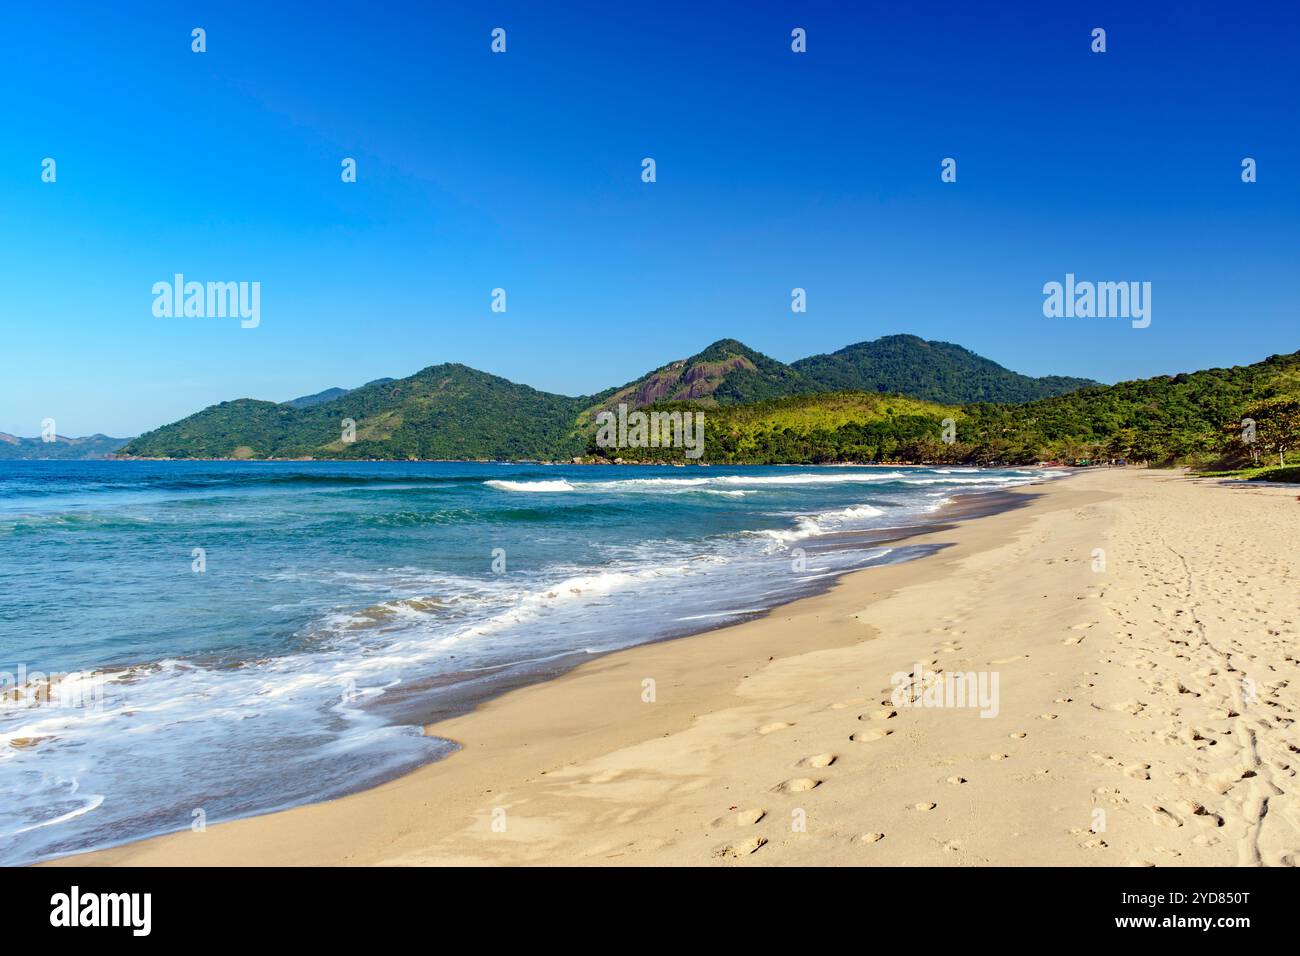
[990,753,1010,761]
[758,721,794,735]
[1179,801,1225,827]
[1111,700,1147,716]
[798,753,837,769]
[859,832,885,843]
[830,698,869,710]
[710,808,767,828]
[911,802,937,811]
[1094,754,1151,779]
[859,709,897,721]
[1179,728,1218,748]
[712,836,767,858]
[1009,732,1028,739]
[850,728,893,743]
[947,776,967,785]
[1204,769,1244,795]
[772,778,821,794]
[1148,805,1183,828]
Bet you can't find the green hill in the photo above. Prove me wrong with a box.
[583,338,815,417]
[958,351,1300,466]
[792,334,1097,404]
[118,338,1298,466]
[126,334,1084,461]
[581,335,1094,418]
[283,378,396,409]
[123,366,587,460]
[283,387,350,409]
[589,351,1300,466]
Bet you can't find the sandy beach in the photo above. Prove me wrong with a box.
[55,468,1299,867]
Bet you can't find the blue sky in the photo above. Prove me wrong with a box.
[2,1,1297,436]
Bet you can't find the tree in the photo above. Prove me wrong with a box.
[1243,397,1300,467]
[1224,417,1259,465]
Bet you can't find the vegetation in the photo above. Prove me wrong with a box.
[1252,465,1300,483]
[588,393,962,464]
[578,335,1095,420]
[119,339,1300,468]
[123,365,588,460]
[590,351,1300,467]
[790,334,1097,405]
[1235,397,1300,467]
[1191,463,1300,484]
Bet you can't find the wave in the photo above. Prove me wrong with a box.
[755,516,825,544]
[483,468,1065,496]
[8,794,105,836]
[593,472,909,488]
[608,469,1066,489]
[484,479,576,492]
[483,472,913,494]
[831,504,885,519]
[895,475,1039,485]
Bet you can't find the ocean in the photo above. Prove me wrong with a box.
[0,460,1064,863]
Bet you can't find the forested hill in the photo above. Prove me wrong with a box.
[791,334,1097,405]
[118,339,1299,467]
[121,365,587,460]
[122,334,1095,460]
[587,350,1300,467]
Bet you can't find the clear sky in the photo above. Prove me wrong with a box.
[2,1,1297,437]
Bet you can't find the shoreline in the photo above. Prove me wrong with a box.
[379,484,1038,732]
[52,469,1300,866]
[31,477,1042,865]
[49,471,1067,866]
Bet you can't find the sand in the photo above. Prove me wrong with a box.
[54,469,1299,867]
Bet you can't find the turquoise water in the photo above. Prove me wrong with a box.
[0,460,1062,863]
